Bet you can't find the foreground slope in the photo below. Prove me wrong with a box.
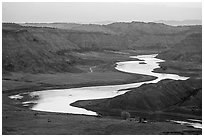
[72,79,202,118]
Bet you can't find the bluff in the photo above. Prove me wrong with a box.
[2,23,127,73]
[2,22,201,73]
[72,78,202,117]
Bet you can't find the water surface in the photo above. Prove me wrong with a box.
[10,54,202,128]
[9,54,188,115]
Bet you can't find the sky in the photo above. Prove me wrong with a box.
[2,2,202,23]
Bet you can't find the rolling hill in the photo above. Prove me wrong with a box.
[71,78,202,117]
[2,22,202,73]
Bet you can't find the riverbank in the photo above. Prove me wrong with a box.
[3,71,156,94]
[71,78,201,119]
[3,72,189,135]
[2,67,158,134]
[153,60,202,79]
[3,81,201,135]
[3,53,202,135]
[3,93,201,135]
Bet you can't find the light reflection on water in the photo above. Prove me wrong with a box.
[9,54,189,115]
[169,120,202,129]
[9,54,200,128]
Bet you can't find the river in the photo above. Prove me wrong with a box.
[9,54,201,129]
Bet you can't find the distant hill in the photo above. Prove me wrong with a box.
[157,31,202,63]
[105,21,201,50]
[20,21,201,50]
[91,20,114,25]
[20,23,116,34]
[2,23,127,73]
[2,21,202,73]
[155,20,202,26]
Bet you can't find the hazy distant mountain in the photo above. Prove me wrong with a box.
[91,21,114,25]
[155,20,202,26]
[77,21,114,25]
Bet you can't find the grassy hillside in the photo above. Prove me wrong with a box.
[20,22,201,51]
[2,23,127,73]
[157,32,202,62]
[154,31,202,78]
[21,23,116,34]
[2,22,202,135]
[105,22,201,50]
[72,78,202,117]
[2,22,201,73]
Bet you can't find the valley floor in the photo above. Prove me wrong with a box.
[2,74,201,135]
[2,50,202,135]
[2,101,201,135]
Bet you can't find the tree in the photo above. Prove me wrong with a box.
[121,111,131,120]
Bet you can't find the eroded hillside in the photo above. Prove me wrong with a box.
[2,22,202,74]
[2,23,127,73]
[71,78,202,118]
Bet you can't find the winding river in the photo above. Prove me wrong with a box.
[9,54,202,129]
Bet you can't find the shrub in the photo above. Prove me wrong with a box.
[121,111,131,120]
